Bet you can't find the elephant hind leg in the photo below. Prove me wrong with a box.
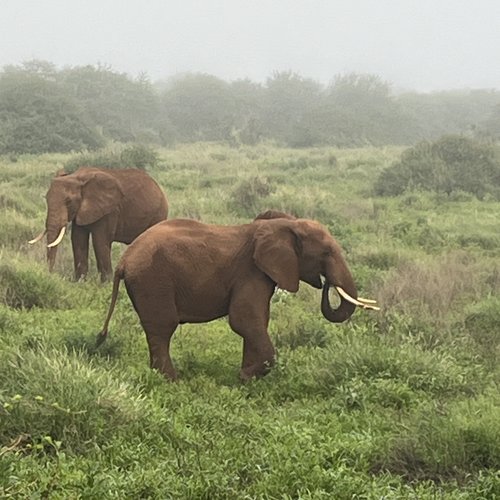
[144,324,178,380]
[125,281,179,380]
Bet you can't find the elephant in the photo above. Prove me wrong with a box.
[29,167,168,282]
[97,213,378,381]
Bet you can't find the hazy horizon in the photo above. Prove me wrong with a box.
[2,0,500,92]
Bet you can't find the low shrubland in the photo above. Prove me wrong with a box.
[375,135,500,199]
[0,143,498,498]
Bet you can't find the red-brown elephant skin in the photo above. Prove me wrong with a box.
[97,212,378,381]
[29,167,168,282]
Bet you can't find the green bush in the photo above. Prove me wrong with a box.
[0,262,71,310]
[375,135,500,199]
[228,176,275,216]
[64,144,159,172]
[119,144,160,169]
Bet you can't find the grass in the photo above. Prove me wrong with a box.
[0,143,499,498]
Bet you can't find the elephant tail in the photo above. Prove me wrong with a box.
[96,265,124,347]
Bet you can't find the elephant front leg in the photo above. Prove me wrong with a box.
[71,225,90,280]
[239,334,276,381]
[91,230,113,282]
[229,282,276,380]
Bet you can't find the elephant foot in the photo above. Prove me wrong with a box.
[239,359,275,381]
[151,358,178,381]
[100,273,113,283]
[157,368,178,381]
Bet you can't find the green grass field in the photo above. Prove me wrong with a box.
[0,143,499,498]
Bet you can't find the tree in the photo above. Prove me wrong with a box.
[0,68,102,154]
[326,73,414,146]
[161,73,238,142]
[230,79,265,145]
[263,71,325,147]
[60,65,161,143]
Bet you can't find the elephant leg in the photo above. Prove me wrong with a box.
[71,225,90,280]
[125,281,179,380]
[238,334,276,380]
[145,327,178,380]
[229,282,276,380]
[91,230,113,282]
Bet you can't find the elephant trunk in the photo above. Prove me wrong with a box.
[320,260,357,323]
[321,283,356,323]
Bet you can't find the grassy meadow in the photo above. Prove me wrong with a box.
[0,143,499,498]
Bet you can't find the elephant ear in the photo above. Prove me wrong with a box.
[75,171,124,226]
[253,222,300,293]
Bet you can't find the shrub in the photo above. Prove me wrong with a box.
[64,144,159,172]
[0,261,71,310]
[228,176,275,216]
[374,135,500,199]
[119,144,160,169]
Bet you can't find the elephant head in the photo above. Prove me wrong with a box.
[253,218,378,323]
[29,168,124,271]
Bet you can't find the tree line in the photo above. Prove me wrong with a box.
[1,60,500,154]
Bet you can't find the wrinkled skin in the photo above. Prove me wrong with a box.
[41,167,168,282]
[98,213,358,381]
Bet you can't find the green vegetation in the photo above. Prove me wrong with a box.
[375,135,500,198]
[2,61,500,154]
[0,144,499,498]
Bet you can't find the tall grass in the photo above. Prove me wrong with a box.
[0,143,499,498]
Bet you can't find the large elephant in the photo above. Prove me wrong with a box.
[29,167,168,282]
[97,214,378,380]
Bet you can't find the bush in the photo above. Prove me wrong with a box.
[119,144,160,169]
[228,176,275,216]
[0,262,71,310]
[374,135,500,199]
[64,144,159,172]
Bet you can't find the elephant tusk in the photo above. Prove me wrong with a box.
[335,286,380,311]
[357,296,378,305]
[47,226,66,248]
[28,230,47,244]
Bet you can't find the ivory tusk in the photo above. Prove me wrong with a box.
[335,286,380,311]
[362,304,380,311]
[47,226,66,248]
[28,230,47,244]
[358,296,378,305]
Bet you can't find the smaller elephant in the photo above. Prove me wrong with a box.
[29,167,168,281]
[97,214,378,381]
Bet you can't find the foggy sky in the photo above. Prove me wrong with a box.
[2,0,500,92]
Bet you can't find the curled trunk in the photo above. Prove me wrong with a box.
[321,282,356,323]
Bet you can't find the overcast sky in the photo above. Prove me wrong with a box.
[2,0,500,92]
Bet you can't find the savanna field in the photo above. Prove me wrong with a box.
[0,143,499,498]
